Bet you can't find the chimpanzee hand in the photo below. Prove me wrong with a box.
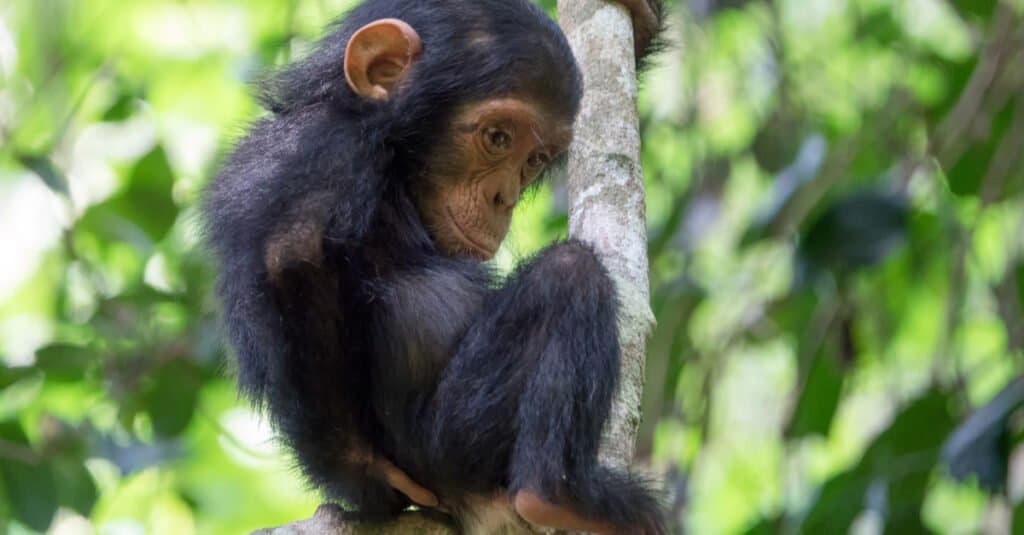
[370,457,439,508]
[609,0,663,63]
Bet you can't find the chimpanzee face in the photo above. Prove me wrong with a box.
[342,17,575,260]
[416,98,572,259]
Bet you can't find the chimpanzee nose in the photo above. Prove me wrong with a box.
[493,191,515,208]
[486,175,520,211]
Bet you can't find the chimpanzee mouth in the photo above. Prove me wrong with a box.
[446,208,498,259]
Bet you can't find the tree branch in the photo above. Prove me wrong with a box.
[557,0,655,468]
[253,505,454,535]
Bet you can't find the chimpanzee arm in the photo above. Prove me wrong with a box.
[207,105,387,272]
[203,106,423,513]
[256,247,433,514]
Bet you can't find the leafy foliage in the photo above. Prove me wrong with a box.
[1,0,1024,533]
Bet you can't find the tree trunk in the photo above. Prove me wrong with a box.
[557,0,654,470]
[257,2,650,533]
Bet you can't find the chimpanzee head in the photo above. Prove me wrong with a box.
[263,0,583,260]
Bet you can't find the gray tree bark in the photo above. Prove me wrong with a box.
[557,0,654,470]
[257,2,651,533]
[253,505,453,535]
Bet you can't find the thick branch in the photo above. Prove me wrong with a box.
[558,0,655,467]
[254,505,454,535]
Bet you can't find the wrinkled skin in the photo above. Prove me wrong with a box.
[417,98,574,259]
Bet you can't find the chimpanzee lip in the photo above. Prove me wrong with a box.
[446,208,498,259]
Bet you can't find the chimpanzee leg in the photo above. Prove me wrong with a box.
[424,241,636,519]
[502,242,621,496]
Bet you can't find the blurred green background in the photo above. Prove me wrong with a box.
[2,0,1024,533]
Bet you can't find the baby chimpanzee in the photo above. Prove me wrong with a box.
[204,0,666,533]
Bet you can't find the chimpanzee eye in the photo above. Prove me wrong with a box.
[483,127,513,154]
[527,152,550,169]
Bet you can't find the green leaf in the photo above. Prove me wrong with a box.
[75,203,154,257]
[0,366,35,390]
[96,145,179,243]
[950,0,998,21]
[885,471,932,534]
[144,359,200,438]
[52,458,98,517]
[117,391,143,431]
[802,391,956,532]
[865,390,954,463]
[102,94,138,122]
[787,349,845,439]
[946,100,1016,197]
[34,344,94,382]
[1013,500,1024,534]
[802,467,868,532]
[1016,263,1024,312]
[854,8,903,46]
[0,422,57,532]
[870,391,956,532]
[751,112,804,174]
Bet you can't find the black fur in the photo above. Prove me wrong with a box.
[203,0,665,532]
[634,0,670,73]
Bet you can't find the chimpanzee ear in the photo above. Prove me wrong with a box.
[344,18,422,101]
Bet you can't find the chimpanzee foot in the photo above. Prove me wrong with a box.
[513,490,617,534]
